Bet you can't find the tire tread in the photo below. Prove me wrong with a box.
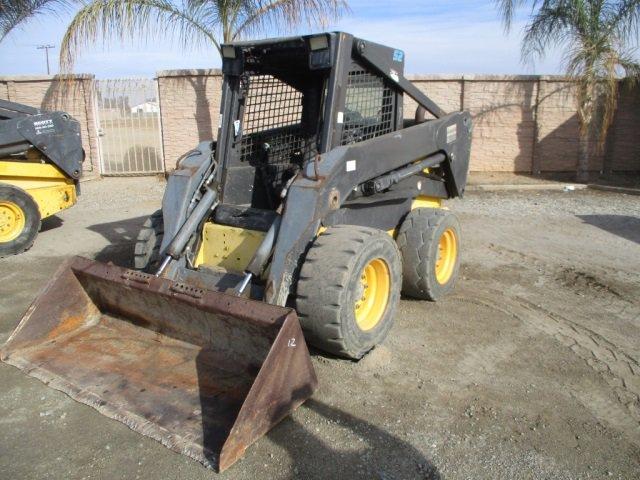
[296,225,401,359]
[397,208,460,301]
[134,210,164,271]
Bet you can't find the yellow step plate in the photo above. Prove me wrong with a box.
[195,223,266,272]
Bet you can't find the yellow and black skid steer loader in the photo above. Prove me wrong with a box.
[1,33,471,471]
[0,99,83,256]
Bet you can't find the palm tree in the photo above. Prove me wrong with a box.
[495,0,640,180]
[495,0,540,31]
[59,0,348,70]
[1,0,71,42]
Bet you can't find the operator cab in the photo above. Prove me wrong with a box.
[217,33,404,211]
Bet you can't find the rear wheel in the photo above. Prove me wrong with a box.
[396,209,461,301]
[295,225,402,359]
[0,184,40,257]
[134,210,164,272]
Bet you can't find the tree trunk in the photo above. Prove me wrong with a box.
[576,79,593,183]
[577,128,590,182]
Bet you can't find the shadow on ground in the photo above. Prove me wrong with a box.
[267,398,440,479]
[193,339,438,478]
[40,215,63,233]
[577,214,640,245]
[87,216,149,267]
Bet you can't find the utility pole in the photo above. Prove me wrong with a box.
[37,45,56,75]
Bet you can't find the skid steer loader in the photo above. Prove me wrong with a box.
[1,33,472,471]
[0,99,84,256]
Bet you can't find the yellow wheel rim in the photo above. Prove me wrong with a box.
[0,201,26,243]
[354,258,390,331]
[435,228,457,285]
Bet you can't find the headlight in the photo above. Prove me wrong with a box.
[309,35,329,51]
[222,45,237,58]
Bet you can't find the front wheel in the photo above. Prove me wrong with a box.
[134,210,164,272]
[295,225,402,360]
[0,184,41,257]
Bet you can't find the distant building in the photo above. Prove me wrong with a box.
[130,101,159,114]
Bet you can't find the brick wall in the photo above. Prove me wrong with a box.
[8,71,634,176]
[156,70,640,174]
[605,85,640,173]
[156,70,223,168]
[0,75,99,173]
[461,76,538,172]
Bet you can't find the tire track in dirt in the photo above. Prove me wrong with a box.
[485,244,638,309]
[483,243,640,356]
[515,297,640,415]
[451,291,640,444]
[454,272,640,441]
[461,243,640,441]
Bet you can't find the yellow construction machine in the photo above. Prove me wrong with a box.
[1,33,471,471]
[0,99,83,256]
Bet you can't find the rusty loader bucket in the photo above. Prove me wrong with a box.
[1,256,318,472]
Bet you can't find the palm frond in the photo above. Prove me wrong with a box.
[495,0,541,31]
[0,0,72,42]
[181,0,226,39]
[59,0,221,72]
[521,1,575,63]
[617,54,640,81]
[232,0,349,41]
[605,0,640,44]
[60,0,349,70]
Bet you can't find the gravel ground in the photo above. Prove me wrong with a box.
[1,178,639,479]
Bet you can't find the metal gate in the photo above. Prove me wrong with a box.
[94,78,164,175]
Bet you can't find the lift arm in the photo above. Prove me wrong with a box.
[0,101,84,180]
[354,38,447,119]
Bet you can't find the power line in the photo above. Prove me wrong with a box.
[36,44,56,75]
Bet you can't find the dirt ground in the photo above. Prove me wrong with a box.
[1,177,639,480]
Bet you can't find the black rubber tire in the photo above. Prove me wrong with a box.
[396,208,461,301]
[0,184,41,258]
[134,210,164,272]
[295,225,402,360]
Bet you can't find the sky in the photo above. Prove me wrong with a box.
[0,0,564,78]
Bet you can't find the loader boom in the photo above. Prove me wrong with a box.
[0,99,84,180]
